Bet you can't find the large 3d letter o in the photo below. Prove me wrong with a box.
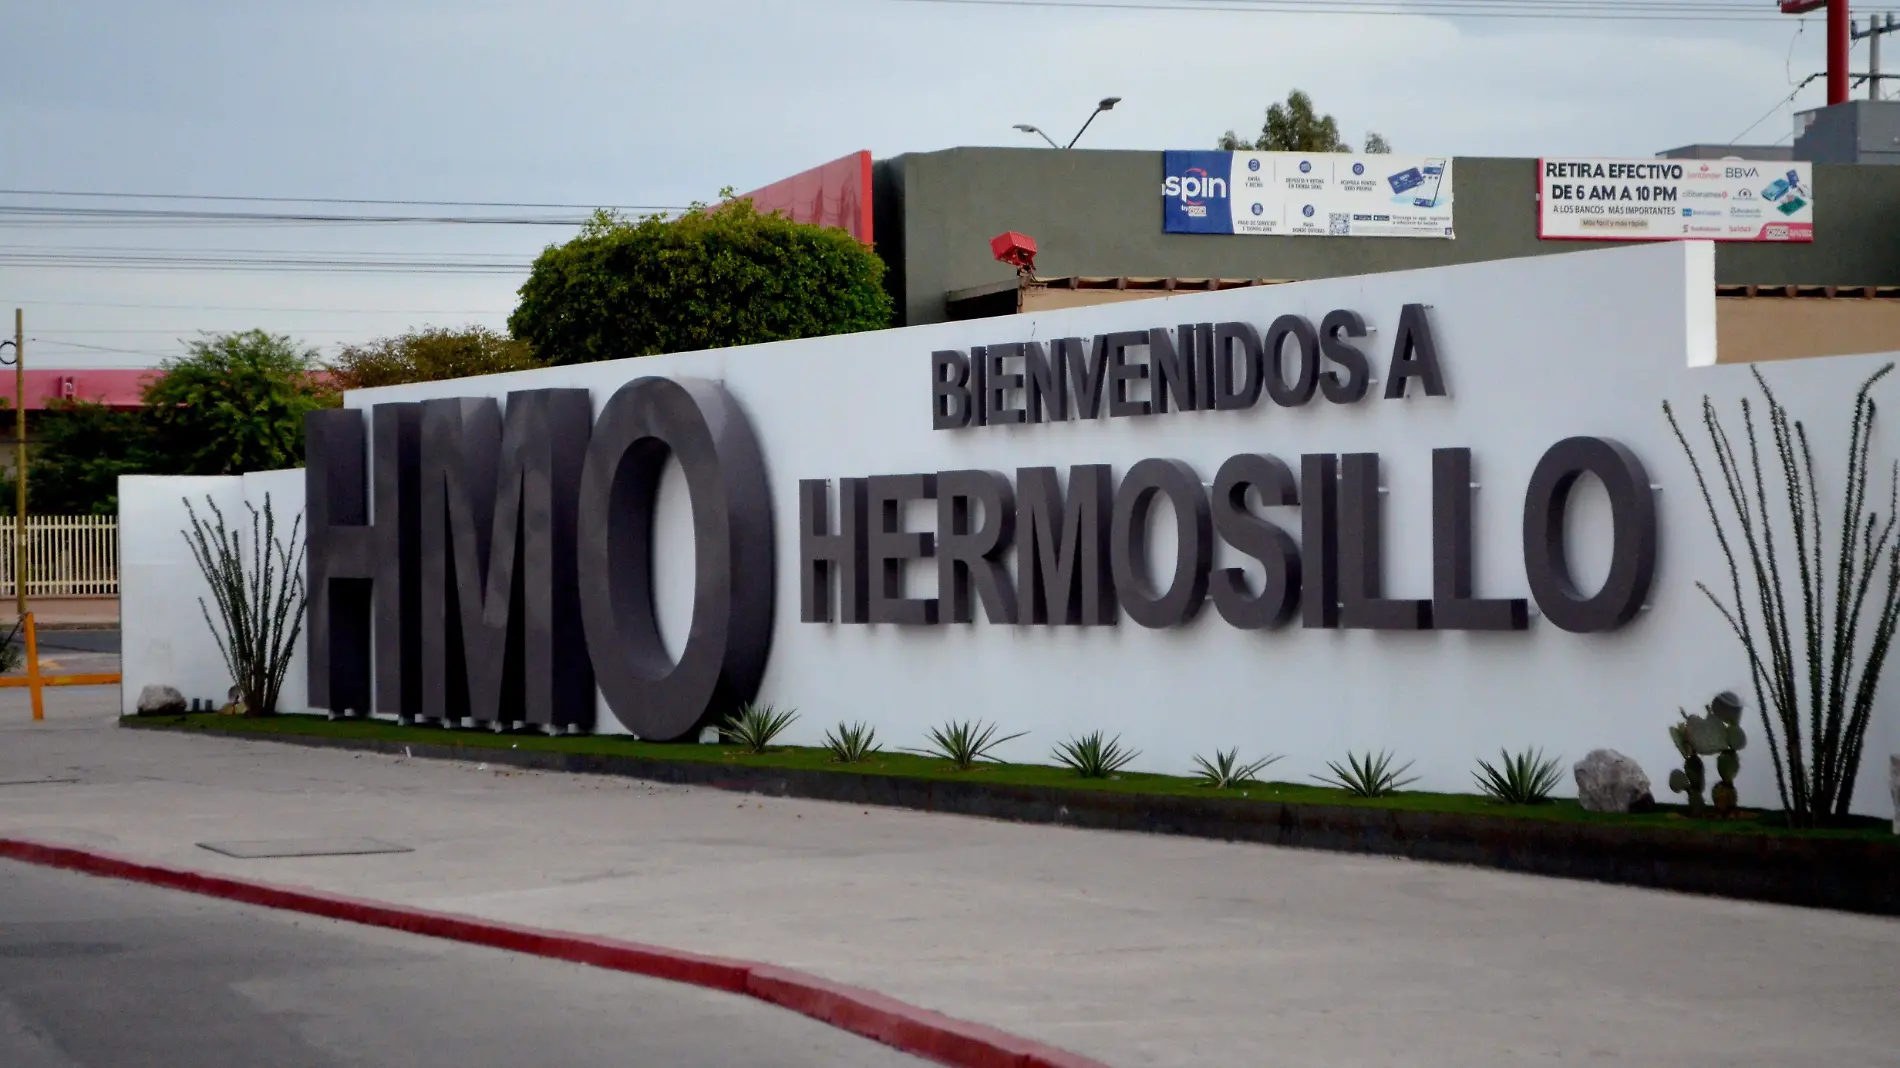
[577,377,776,741]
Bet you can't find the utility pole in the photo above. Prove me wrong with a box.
[12,308,23,623]
[1853,14,1900,99]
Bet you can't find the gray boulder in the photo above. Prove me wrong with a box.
[1573,749,1656,813]
[134,684,186,716]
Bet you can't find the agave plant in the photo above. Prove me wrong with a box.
[1472,747,1564,805]
[1314,750,1419,797]
[1191,748,1283,789]
[719,702,799,753]
[1051,731,1140,778]
[907,719,1026,771]
[822,720,880,763]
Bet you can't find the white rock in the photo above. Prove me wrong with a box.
[134,684,187,716]
[1573,749,1656,813]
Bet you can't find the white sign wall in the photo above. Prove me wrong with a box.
[119,242,1900,816]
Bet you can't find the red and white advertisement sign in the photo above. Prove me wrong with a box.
[1537,158,1813,243]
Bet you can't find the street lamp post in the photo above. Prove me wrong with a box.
[1012,124,1060,149]
[1012,96,1122,149]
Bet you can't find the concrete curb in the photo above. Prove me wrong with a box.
[127,719,1900,916]
[0,836,1109,1068]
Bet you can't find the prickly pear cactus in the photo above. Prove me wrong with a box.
[1669,692,1747,817]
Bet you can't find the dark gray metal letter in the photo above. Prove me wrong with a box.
[1300,454,1339,629]
[577,377,776,741]
[1110,458,1211,628]
[867,474,939,625]
[419,397,501,724]
[1319,309,1371,404]
[799,478,869,624]
[1016,465,1116,625]
[937,469,1018,624]
[306,404,423,719]
[1023,341,1067,423]
[1338,453,1432,630]
[423,392,593,728]
[1432,448,1528,631]
[1105,330,1151,418]
[1214,322,1263,411]
[1210,453,1301,629]
[1383,303,1448,399]
[984,344,1026,426]
[1148,327,1197,414]
[1263,314,1320,407]
[932,350,973,430]
[1522,436,1656,633]
[1063,337,1109,420]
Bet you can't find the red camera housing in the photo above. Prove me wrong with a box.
[989,231,1038,274]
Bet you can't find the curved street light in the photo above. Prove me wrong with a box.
[1012,123,1061,149]
[1066,96,1122,149]
[1012,96,1123,149]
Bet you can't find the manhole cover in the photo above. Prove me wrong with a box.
[196,838,413,859]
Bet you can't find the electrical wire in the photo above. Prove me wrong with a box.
[890,0,1799,20]
[29,339,176,357]
[1730,73,1822,143]
[11,299,502,314]
[0,188,686,212]
[0,205,594,226]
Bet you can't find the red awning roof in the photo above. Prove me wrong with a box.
[10,369,157,410]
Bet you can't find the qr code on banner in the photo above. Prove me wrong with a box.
[1328,212,1350,235]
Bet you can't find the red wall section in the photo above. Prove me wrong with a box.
[736,151,873,243]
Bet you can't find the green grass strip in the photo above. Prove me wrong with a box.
[127,713,1898,844]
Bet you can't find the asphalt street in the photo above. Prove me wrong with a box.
[4,628,119,679]
[0,859,927,1068]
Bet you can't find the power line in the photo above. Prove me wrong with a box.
[890,0,1799,20]
[0,254,527,275]
[0,205,596,226]
[1730,73,1822,142]
[9,299,504,314]
[30,327,464,334]
[29,339,175,357]
[0,188,688,212]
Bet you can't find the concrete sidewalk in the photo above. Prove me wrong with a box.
[2,690,1897,1068]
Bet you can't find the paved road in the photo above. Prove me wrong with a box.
[3,628,119,679]
[5,689,1900,1068]
[0,858,926,1068]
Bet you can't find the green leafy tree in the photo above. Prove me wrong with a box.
[1363,131,1392,154]
[1220,90,1371,152]
[510,198,893,366]
[145,330,334,476]
[329,326,542,390]
[0,400,164,515]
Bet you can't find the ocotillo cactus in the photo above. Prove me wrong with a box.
[1668,692,1748,817]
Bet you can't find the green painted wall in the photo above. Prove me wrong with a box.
[874,148,1900,326]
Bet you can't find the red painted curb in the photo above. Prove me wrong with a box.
[0,837,1110,1068]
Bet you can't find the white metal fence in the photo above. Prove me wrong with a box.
[0,516,119,597]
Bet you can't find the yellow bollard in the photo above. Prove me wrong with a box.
[23,612,43,722]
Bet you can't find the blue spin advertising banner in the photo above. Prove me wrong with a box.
[1162,150,1456,239]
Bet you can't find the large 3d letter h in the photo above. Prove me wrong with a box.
[306,404,423,718]
[420,390,594,729]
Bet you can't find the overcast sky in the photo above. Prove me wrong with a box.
[0,0,1843,368]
